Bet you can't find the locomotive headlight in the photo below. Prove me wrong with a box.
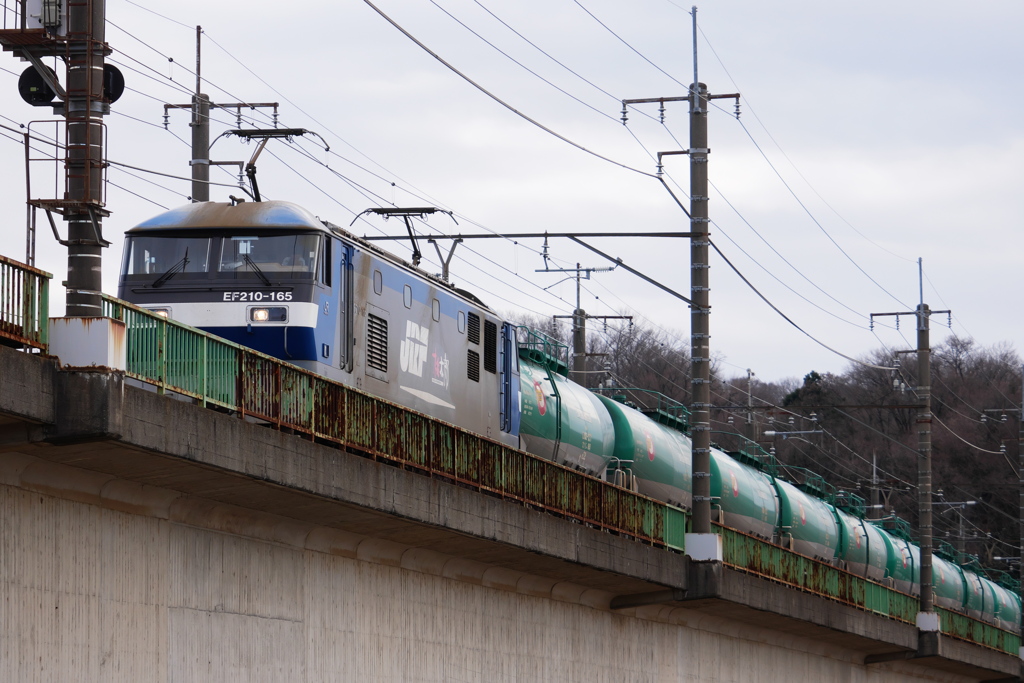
[248,306,288,323]
[146,307,171,318]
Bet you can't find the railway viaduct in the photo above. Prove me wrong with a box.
[0,285,1021,681]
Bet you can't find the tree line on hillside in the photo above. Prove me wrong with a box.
[511,313,1022,574]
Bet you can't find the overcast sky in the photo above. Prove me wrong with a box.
[1,0,1021,384]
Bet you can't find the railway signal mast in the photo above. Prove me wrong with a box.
[0,0,123,314]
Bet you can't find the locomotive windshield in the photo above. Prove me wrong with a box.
[122,232,322,285]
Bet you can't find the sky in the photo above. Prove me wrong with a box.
[0,0,1021,384]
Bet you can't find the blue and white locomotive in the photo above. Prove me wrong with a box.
[118,199,521,447]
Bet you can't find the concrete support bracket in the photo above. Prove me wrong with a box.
[683,557,722,600]
[43,370,124,444]
[916,630,941,659]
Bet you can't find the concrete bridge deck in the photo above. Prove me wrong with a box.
[1,342,1021,681]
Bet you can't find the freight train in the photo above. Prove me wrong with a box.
[118,199,1020,631]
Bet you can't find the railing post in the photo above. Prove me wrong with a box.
[158,316,167,395]
[200,335,208,408]
[38,274,48,346]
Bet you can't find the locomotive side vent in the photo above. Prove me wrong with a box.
[467,349,480,382]
[484,320,497,374]
[467,312,481,345]
[367,314,389,374]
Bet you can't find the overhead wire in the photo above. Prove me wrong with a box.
[693,21,915,265]
[428,0,620,124]
[361,0,658,179]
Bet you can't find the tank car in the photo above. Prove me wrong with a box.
[118,200,521,448]
[708,448,779,540]
[595,394,693,508]
[517,352,615,478]
[771,478,839,562]
[832,508,888,581]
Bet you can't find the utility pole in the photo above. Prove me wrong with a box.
[191,27,210,202]
[547,262,628,386]
[1019,363,1023,657]
[869,452,881,520]
[620,6,738,564]
[870,258,950,649]
[746,368,756,441]
[163,27,281,203]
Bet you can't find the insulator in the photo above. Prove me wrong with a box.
[981,414,988,423]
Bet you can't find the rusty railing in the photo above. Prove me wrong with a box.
[101,294,688,550]
[719,525,1020,655]
[0,255,50,350]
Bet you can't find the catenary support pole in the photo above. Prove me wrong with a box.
[64,0,108,316]
[917,301,934,615]
[689,79,712,535]
[191,27,210,202]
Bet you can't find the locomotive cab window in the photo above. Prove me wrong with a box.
[122,235,212,280]
[218,234,320,277]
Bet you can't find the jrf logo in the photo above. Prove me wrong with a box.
[400,321,429,377]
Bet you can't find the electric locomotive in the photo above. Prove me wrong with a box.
[118,199,521,448]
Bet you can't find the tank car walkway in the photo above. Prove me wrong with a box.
[0,337,1020,680]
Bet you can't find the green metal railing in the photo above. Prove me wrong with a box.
[102,294,687,550]
[0,255,50,350]
[719,526,1021,655]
